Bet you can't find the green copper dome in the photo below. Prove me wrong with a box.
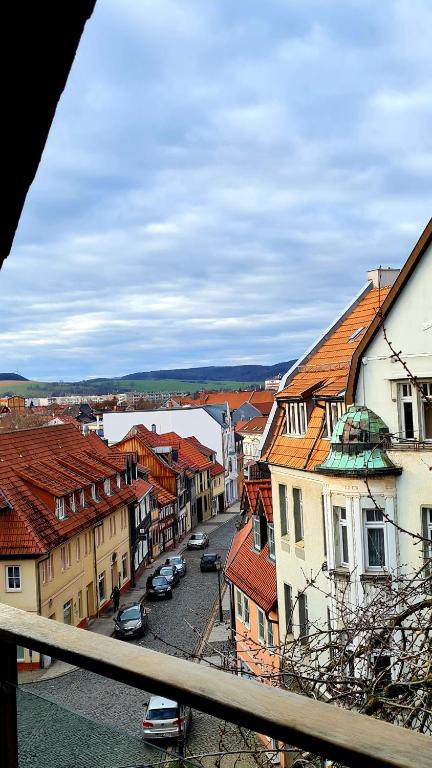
[315,405,401,477]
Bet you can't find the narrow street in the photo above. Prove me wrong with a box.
[18,512,258,768]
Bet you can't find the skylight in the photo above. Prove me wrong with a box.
[349,327,364,342]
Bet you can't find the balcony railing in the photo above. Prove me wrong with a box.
[0,603,430,768]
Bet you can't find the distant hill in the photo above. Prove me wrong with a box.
[119,362,294,383]
[0,373,28,381]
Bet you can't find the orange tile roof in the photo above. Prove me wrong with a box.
[132,478,153,499]
[241,479,272,519]
[225,518,277,613]
[265,285,391,471]
[147,474,176,506]
[0,424,136,556]
[210,460,225,477]
[236,416,267,434]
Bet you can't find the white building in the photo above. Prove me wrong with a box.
[103,404,239,505]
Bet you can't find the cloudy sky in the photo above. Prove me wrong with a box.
[2,0,431,380]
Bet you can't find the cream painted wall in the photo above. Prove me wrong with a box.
[0,559,38,612]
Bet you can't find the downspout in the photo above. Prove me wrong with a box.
[93,525,100,618]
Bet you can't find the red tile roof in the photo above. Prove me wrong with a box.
[0,424,136,556]
[210,461,225,477]
[241,479,272,519]
[225,518,276,614]
[147,474,176,506]
[132,478,153,499]
[264,285,391,470]
[184,435,215,457]
[236,416,267,434]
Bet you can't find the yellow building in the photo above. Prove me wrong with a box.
[0,424,136,669]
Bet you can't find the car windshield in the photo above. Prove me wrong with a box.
[152,576,168,586]
[147,707,178,721]
[191,534,204,540]
[203,555,217,561]
[159,567,172,576]
[168,557,182,565]
[118,606,140,621]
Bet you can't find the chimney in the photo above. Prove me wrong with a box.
[367,268,400,289]
[151,423,157,433]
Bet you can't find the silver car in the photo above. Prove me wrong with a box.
[187,532,209,549]
[165,554,187,577]
[142,695,191,740]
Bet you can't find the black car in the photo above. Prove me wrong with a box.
[164,555,187,577]
[154,564,180,587]
[146,575,173,600]
[114,602,149,639]
[200,553,221,572]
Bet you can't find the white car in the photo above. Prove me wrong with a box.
[187,532,209,549]
[142,696,191,740]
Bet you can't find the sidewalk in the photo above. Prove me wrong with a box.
[19,506,239,685]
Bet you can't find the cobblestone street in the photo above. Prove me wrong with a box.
[18,512,259,768]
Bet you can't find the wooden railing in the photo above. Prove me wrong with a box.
[0,603,430,768]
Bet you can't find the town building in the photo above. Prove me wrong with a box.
[0,424,136,669]
[261,219,432,665]
[236,416,268,467]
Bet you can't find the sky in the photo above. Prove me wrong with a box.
[1,0,431,381]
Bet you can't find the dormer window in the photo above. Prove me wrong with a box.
[55,497,65,520]
[286,401,307,436]
[253,516,261,551]
[69,493,76,512]
[104,478,111,496]
[80,489,86,507]
[116,472,121,488]
[91,483,101,502]
[324,401,344,438]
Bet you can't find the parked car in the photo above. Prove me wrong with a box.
[114,602,149,639]
[142,695,191,740]
[165,554,187,577]
[146,575,173,600]
[187,532,209,549]
[200,553,221,572]
[154,564,180,588]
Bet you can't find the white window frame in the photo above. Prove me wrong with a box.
[252,516,261,551]
[278,484,288,537]
[98,571,106,602]
[91,483,100,502]
[104,478,111,496]
[116,472,122,488]
[257,607,265,644]
[422,506,432,563]
[267,524,275,560]
[334,506,349,567]
[244,596,250,628]
[75,538,80,562]
[419,382,432,441]
[398,382,416,440]
[325,401,344,438]
[79,489,86,507]
[5,565,21,592]
[363,509,387,571]
[267,618,275,649]
[285,401,307,436]
[236,588,243,621]
[55,497,65,520]
[69,493,76,512]
[293,488,304,544]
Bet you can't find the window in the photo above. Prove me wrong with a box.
[80,489,86,507]
[41,555,54,584]
[257,608,265,644]
[298,593,308,643]
[55,497,65,520]
[364,509,386,569]
[16,646,25,662]
[398,383,414,439]
[244,596,250,627]
[420,382,432,440]
[116,472,122,488]
[98,571,106,601]
[284,583,293,633]
[104,478,111,496]
[293,488,304,543]
[267,619,274,649]
[69,493,76,512]
[122,553,128,580]
[267,524,275,560]
[5,565,21,591]
[236,589,243,620]
[422,507,432,568]
[286,401,307,436]
[91,483,101,502]
[334,506,349,566]
[279,484,288,537]
[109,515,116,538]
[84,531,91,556]
[63,600,72,625]
[252,517,261,551]
[95,524,104,548]
[120,508,127,530]
[75,538,80,562]
[324,401,344,438]
[78,590,83,618]
[60,543,71,571]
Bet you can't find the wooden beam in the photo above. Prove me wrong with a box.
[0,604,430,768]
[0,637,18,768]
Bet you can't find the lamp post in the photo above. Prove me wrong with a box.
[216,561,223,623]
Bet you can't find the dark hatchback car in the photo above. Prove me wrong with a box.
[114,602,149,639]
[200,553,221,572]
[154,564,180,588]
[165,555,187,577]
[146,575,173,600]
